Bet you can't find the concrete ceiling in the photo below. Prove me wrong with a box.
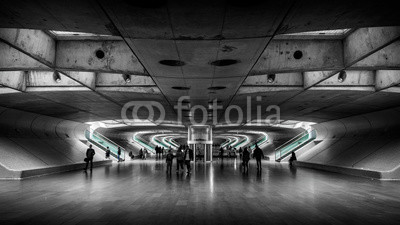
[0,0,400,132]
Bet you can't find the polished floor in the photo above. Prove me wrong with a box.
[1,159,400,225]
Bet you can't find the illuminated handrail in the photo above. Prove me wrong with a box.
[275,129,316,161]
[85,129,125,160]
[133,133,156,153]
[276,130,309,151]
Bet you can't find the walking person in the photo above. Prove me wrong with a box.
[117,147,121,162]
[176,147,184,173]
[166,149,174,174]
[84,144,95,172]
[105,146,111,159]
[253,144,264,171]
[219,147,224,160]
[242,147,250,173]
[239,147,243,160]
[144,149,148,160]
[184,146,194,174]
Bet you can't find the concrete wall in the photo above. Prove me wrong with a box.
[0,106,110,179]
[296,107,400,180]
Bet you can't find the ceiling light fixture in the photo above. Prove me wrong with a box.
[267,74,276,83]
[338,71,347,83]
[53,71,61,83]
[123,74,131,83]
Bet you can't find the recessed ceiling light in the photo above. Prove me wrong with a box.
[159,60,185,66]
[293,50,303,59]
[208,86,226,90]
[172,86,190,90]
[210,59,239,66]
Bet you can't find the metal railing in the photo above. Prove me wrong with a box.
[275,129,316,161]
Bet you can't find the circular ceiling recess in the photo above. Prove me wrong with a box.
[208,86,226,90]
[172,86,190,90]
[293,50,303,59]
[159,60,185,66]
[95,49,105,59]
[210,59,239,66]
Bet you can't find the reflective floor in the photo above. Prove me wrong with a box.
[1,159,400,225]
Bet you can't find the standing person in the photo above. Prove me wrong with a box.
[184,146,194,174]
[239,147,243,160]
[253,144,265,170]
[117,147,121,162]
[166,149,174,174]
[144,149,148,160]
[242,147,250,173]
[162,147,165,158]
[84,144,95,172]
[139,148,143,159]
[219,147,224,160]
[105,146,111,159]
[289,152,297,166]
[176,147,184,173]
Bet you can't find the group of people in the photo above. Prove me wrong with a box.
[138,148,148,160]
[237,144,265,172]
[84,142,297,173]
[165,145,193,174]
[155,146,165,159]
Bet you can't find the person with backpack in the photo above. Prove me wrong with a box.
[84,144,95,172]
[166,149,174,174]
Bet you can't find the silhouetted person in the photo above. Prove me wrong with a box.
[289,152,297,166]
[144,149,148,160]
[139,148,143,159]
[253,144,264,170]
[105,146,111,159]
[117,147,121,162]
[239,147,243,160]
[166,149,174,174]
[242,147,250,173]
[219,147,224,160]
[129,151,134,159]
[184,146,194,174]
[84,144,95,172]
[176,147,184,173]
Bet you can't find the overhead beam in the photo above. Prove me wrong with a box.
[344,27,400,66]
[0,71,26,91]
[274,26,400,108]
[56,40,147,75]
[375,70,400,91]
[0,28,141,110]
[350,41,400,70]
[251,40,343,75]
